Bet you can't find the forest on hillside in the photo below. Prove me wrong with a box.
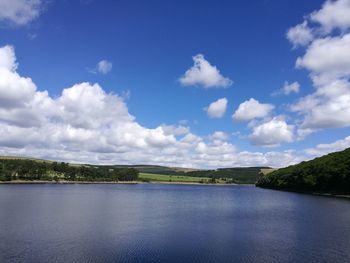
[183,167,267,184]
[256,148,350,194]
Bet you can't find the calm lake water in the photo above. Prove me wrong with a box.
[0,184,350,263]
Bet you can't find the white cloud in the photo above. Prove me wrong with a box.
[287,21,314,47]
[291,79,350,130]
[97,60,112,74]
[160,124,190,136]
[205,97,228,118]
[0,68,37,109]
[310,0,350,33]
[272,81,300,96]
[0,45,37,110]
[283,81,300,95]
[296,33,350,80]
[58,82,133,129]
[305,136,350,156]
[232,98,274,121]
[249,117,294,147]
[179,54,232,88]
[0,0,43,26]
[195,140,235,155]
[209,131,230,142]
[0,45,18,71]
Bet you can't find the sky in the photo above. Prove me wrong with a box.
[0,0,350,168]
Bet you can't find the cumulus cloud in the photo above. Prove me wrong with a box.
[0,44,314,169]
[249,117,294,147]
[310,0,350,33]
[272,81,300,96]
[287,21,314,48]
[296,33,350,79]
[232,98,274,121]
[205,98,228,118]
[0,0,43,26]
[179,54,232,88]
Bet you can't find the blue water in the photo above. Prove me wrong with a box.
[0,184,350,263]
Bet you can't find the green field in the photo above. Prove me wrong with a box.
[139,173,212,183]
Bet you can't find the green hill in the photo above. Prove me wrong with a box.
[183,167,269,184]
[111,165,198,175]
[256,148,350,194]
[111,165,268,184]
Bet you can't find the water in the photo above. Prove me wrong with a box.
[0,184,350,263]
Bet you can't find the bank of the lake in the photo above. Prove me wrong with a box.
[0,180,138,184]
[256,185,350,200]
[0,179,239,186]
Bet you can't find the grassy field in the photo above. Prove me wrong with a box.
[138,173,212,183]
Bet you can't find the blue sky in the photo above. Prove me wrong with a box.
[0,0,350,168]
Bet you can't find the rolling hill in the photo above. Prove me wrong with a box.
[112,165,269,184]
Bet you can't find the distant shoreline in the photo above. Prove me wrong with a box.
[147,181,241,186]
[0,180,138,185]
[0,180,247,186]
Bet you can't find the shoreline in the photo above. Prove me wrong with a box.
[313,192,350,199]
[147,181,240,186]
[0,180,248,186]
[257,186,350,200]
[0,180,138,185]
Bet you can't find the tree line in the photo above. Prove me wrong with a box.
[0,159,138,182]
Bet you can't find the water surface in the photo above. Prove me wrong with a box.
[0,184,349,263]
